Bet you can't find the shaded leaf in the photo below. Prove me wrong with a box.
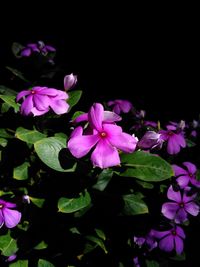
[0,231,18,256]
[9,260,28,267]
[0,128,13,138]
[123,194,149,215]
[58,191,91,213]
[13,162,30,180]
[95,228,106,241]
[145,260,159,267]
[29,197,45,208]
[93,169,113,191]
[6,66,29,82]
[0,85,17,96]
[0,137,8,147]
[67,90,82,111]
[34,241,48,250]
[85,235,108,254]
[0,95,20,112]
[71,111,85,120]
[38,259,55,267]
[15,127,46,144]
[11,42,24,58]
[186,138,196,147]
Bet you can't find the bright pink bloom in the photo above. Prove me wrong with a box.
[107,99,133,114]
[68,103,138,168]
[16,86,69,116]
[0,199,21,228]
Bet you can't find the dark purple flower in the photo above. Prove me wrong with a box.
[16,86,69,116]
[138,131,163,150]
[133,256,140,267]
[159,125,186,154]
[173,162,200,188]
[161,185,199,223]
[0,199,21,228]
[143,120,158,128]
[152,226,185,254]
[20,41,56,57]
[134,230,157,251]
[107,99,133,114]
[64,73,77,91]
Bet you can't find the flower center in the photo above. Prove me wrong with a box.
[171,230,176,236]
[31,90,36,94]
[168,131,174,136]
[189,173,193,177]
[179,202,184,208]
[99,131,107,138]
[0,204,4,209]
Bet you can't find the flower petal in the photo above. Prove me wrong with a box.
[167,186,181,202]
[88,103,104,131]
[0,210,4,228]
[33,95,50,111]
[68,131,99,158]
[49,100,69,115]
[183,162,197,174]
[174,236,184,255]
[175,208,187,223]
[176,175,190,188]
[3,208,21,228]
[31,107,49,116]
[21,48,32,57]
[167,135,181,154]
[151,230,170,239]
[20,95,34,115]
[91,139,120,168]
[176,226,186,239]
[103,111,121,122]
[161,203,178,220]
[159,235,174,252]
[16,90,31,102]
[184,202,199,216]
[73,113,88,124]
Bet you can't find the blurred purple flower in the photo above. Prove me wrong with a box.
[133,256,140,267]
[159,125,186,154]
[161,185,199,223]
[138,131,164,150]
[16,86,69,116]
[134,230,157,251]
[152,226,185,254]
[144,120,158,128]
[6,254,17,262]
[0,199,21,228]
[173,162,200,188]
[20,41,56,57]
[107,99,133,114]
[68,103,138,168]
[64,73,77,91]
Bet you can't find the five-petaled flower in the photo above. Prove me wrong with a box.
[16,86,69,116]
[68,103,138,168]
[107,99,133,114]
[161,185,199,223]
[0,199,22,228]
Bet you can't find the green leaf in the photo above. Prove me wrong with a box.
[54,132,67,139]
[11,42,24,58]
[122,194,149,215]
[145,260,159,267]
[0,137,8,147]
[38,259,55,267]
[13,162,30,180]
[95,228,106,241]
[29,197,45,208]
[120,151,174,182]
[71,111,85,120]
[0,128,14,138]
[85,235,108,254]
[186,138,196,147]
[136,180,154,189]
[93,169,113,191]
[196,169,200,181]
[34,241,48,250]
[6,66,29,82]
[0,85,17,96]
[9,260,28,267]
[15,127,46,144]
[58,190,91,213]
[170,252,186,261]
[34,137,76,172]
[67,90,82,111]
[0,95,20,112]
[0,231,18,256]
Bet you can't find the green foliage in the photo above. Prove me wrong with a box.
[13,162,30,180]
[9,260,29,267]
[122,193,149,215]
[0,231,18,256]
[37,259,55,267]
[67,90,82,111]
[0,95,20,112]
[15,127,46,144]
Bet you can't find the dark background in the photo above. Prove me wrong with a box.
[0,7,199,123]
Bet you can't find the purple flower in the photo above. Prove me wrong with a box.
[159,125,186,154]
[64,73,77,91]
[138,131,163,150]
[20,41,56,57]
[6,254,17,262]
[16,86,69,116]
[0,199,21,228]
[161,185,199,223]
[173,162,200,188]
[152,226,185,254]
[68,103,138,168]
[133,256,140,267]
[144,120,158,128]
[134,230,157,251]
[107,99,133,114]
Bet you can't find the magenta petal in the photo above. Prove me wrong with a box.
[45,45,56,52]
[176,175,190,188]
[91,139,120,168]
[0,210,4,227]
[151,230,170,239]
[174,236,184,255]
[172,165,188,176]
[3,208,21,228]
[103,111,122,122]
[68,133,99,158]
[167,136,181,154]
[51,90,68,100]
[184,202,199,216]
[21,48,32,57]
[113,105,121,115]
[49,100,69,115]
[38,88,60,96]
[175,208,187,223]
[88,103,104,131]
[33,95,50,110]
[183,162,197,174]
[159,235,174,252]
[161,203,178,220]
[20,95,34,115]
[31,107,49,116]
[176,226,186,239]
[73,113,88,124]
[175,134,186,148]
[167,186,181,202]
[16,90,31,102]
[118,100,133,113]
[0,200,16,208]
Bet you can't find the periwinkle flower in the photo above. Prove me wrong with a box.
[6,254,17,262]
[20,41,56,57]
[133,256,140,267]
[107,99,133,114]
[0,199,21,228]
[152,226,185,254]
[134,230,157,251]
[138,131,163,150]
[68,103,138,168]
[161,185,199,223]
[16,86,69,116]
[159,125,186,154]
[172,162,200,188]
[64,73,77,91]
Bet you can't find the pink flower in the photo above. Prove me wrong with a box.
[0,199,22,228]
[16,86,69,116]
[68,103,138,168]
[64,73,77,91]
[107,99,133,114]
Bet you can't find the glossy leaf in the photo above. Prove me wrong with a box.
[120,151,173,181]
[29,197,45,208]
[58,191,91,213]
[0,231,18,256]
[0,95,20,112]
[122,194,149,215]
[15,127,46,144]
[93,169,113,191]
[9,260,28,267]
[67,90,82,111]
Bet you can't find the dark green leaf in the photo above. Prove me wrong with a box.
[120,151,174,182]
[0,95,20,112]
[196,169,200,181]
[95,228,106,240]
[29,197,45,208]
[0,128,13,138]
[13,162,30,180]
[123,194,149,215]
[93,169,113,191]
[16,127,46,144]
[37,259,55,267]
[71,111,85,120]
[136,180,154,189]
[67,90,82,111]
[58,190,91,213]
[0,85,17,96]
[85,235,108,254]
[6,66,29,82]
[0,137,8,147]
[34,241,48,250]
[0,231,18,256]
[34,137,76,172]
[11,42,24,58]
[145,260,159,267]
[9,260,28,267]
[186,138,196,147]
